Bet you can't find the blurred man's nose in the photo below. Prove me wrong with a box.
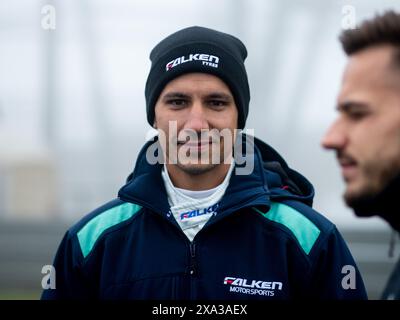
[321,120,347,150]
[182,100,209,132]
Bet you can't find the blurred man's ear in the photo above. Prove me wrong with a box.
[153,120,157,129]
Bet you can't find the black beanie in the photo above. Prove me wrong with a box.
[145,26,250,129]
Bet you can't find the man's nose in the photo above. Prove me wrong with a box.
[321,120,347,150]
[182,101,209,132]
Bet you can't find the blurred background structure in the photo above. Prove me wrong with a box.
[1,0,400,299]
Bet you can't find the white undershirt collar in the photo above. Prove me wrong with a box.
[161,160,234,241]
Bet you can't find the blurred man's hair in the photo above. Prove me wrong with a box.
[339,10,400,68]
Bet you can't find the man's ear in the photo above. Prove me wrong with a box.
[153,120,157,129]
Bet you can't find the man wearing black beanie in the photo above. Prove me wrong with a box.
[145,26,250,129]
[42,26,367,300]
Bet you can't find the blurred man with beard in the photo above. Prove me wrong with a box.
[322,11,400,299]
[42,26,366,300]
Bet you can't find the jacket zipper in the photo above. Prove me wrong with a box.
[120,195,201,299]
[189,241,196,299]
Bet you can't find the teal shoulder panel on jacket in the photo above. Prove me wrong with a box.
[253,202,321,255]
[77,202,142,258]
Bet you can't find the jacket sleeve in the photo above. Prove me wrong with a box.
[308,227,368,300]
[41,231,95,300]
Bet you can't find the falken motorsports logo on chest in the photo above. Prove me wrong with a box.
[180,203,219,221]
[166,53,219,71]
[224,277,283,297]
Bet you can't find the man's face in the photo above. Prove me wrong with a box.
[322,45,400,207]
[154,72,238,175]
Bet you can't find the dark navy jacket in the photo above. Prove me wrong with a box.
[41,136,367,300]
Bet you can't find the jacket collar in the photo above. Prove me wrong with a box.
[118,135,271,219]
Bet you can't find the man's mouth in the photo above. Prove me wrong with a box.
[177,135,216,146]
[178,140,213,150]
[338,158,357,166]
[338,156,358,179]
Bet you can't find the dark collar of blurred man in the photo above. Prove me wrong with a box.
[322,10,400,300]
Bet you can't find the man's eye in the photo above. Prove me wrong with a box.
[347,111,369,120]
[167,99,187,107]
[208,100,227,108]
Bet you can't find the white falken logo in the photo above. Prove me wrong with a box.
[224,277,283,297]
[166,53,219,71]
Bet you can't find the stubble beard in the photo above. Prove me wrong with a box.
[343,162,399,214]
